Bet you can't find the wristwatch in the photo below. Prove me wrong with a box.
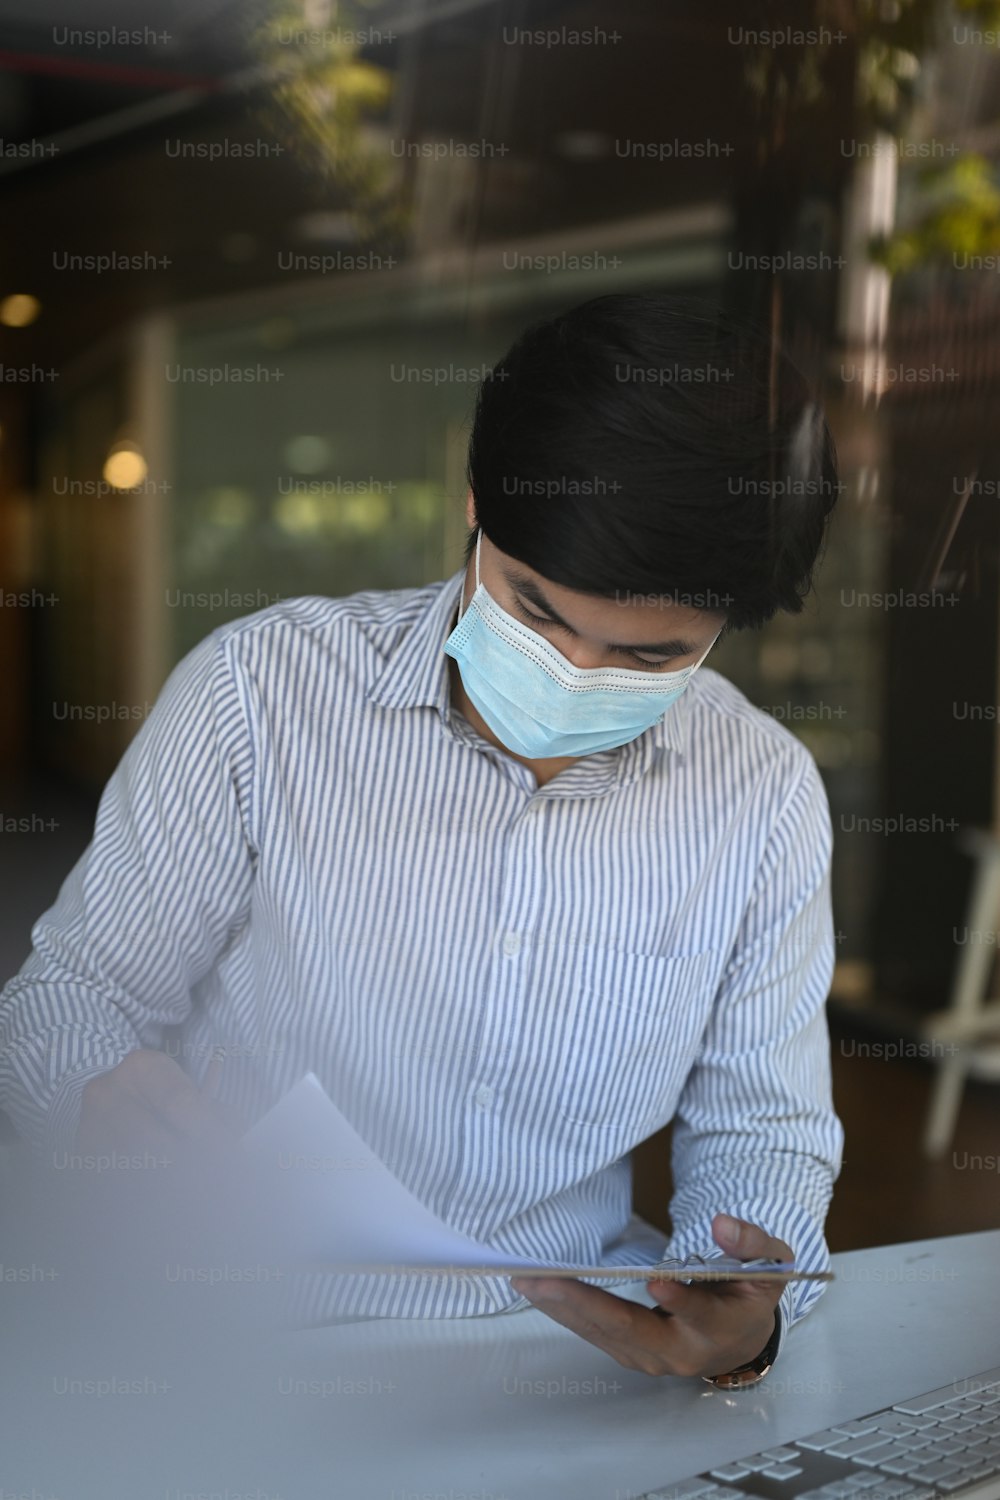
[702,1305,782,1389]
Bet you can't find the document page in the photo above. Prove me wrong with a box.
[242,1073,827,1282]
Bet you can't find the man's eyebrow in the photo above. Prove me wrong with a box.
[503,567,700,655]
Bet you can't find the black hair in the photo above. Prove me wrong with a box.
[463,291,840,634]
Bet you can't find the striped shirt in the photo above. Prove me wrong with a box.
[0,565,843,1347]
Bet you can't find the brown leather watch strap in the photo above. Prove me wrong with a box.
[702,1305,782,1389]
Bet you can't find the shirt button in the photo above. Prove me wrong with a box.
[500,931,522,957]
[474,1085,494,1109]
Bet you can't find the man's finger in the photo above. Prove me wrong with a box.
[712,1212,791,1261]
[201,1056,224,1099]
[711,1214,794,1294]
[142,1068,237,1143]
[511,1279,686,1358]
[511,1277,730,1375]
[512,1278,645,1343]
[645,1278,774,1346]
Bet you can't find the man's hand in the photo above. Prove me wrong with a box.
[76,1049,241,1158]
[509,1213,791,1379]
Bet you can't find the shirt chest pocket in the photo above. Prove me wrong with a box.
[553,947,718,1135]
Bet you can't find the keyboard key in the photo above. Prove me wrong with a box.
[709,1466,752,1482]
[761,1466,804,1481]
[759,1448,802,1463]
[879,1460,922,1475]
[856,1443,909,1467]
[646,1484,718,1500]
[911,1461,963,1481]
[833,1419,881,1436]
[829,1436,898,1459]
[845,1478,884,1490]
[938,1417,978,1434]
[871,1481,918,1496]
[936,1478,972,1493]
[964,1462,1000,1481]
[945,1398,983,1414]
[928,1439,965,1456]
[896,1437,934,1451]
[876,1446,924,1466]
[798,1432,847,1452]
[876,1419,928,1439]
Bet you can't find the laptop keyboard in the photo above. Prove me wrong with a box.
[640,1365,1000,1500]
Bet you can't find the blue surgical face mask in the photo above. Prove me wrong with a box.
[443,528,721,760]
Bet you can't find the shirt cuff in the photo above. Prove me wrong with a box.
[43,1062,126,1160]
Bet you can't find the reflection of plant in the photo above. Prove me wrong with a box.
[855,28,921,129]
[739,0,1000,279]
[251,0,407,244]
[740,0,1000,146]
[871,155,1000,271]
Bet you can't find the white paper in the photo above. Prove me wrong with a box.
[240,1073,815,1282]
[241,1072,557,1272]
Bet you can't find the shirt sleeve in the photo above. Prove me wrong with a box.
[660,745,845,1365]
[0,628,257,1157]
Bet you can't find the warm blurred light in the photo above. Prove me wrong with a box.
[0,293,41,327]
[552,131,611,160]
[273,491,323,537]
[758,639,800,682]
[799,640,834,680]
[256,317,296,349]
[220,232,258,263]
[341,491,390,534]
[205,487,254,527]
[103,443,148,489]
[284,435,331,472]
[292,211,358,243]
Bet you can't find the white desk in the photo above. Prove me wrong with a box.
[274,1229,1000,1499]
[2,1227,998,1499]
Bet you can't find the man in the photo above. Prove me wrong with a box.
[0,291,844,1386]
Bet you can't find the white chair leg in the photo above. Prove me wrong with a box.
[922,831,1000,1158]
[923,1054,969,1159]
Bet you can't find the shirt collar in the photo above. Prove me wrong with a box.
[364,565,694,758]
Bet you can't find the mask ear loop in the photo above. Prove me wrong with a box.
[692,627,722,670]
[457,527,482,625]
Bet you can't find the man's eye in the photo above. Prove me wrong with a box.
[620,652,673,670]
[517,602,557,628]
[514,599,674,672]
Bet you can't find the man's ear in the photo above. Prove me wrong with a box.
[465,489,476,528]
